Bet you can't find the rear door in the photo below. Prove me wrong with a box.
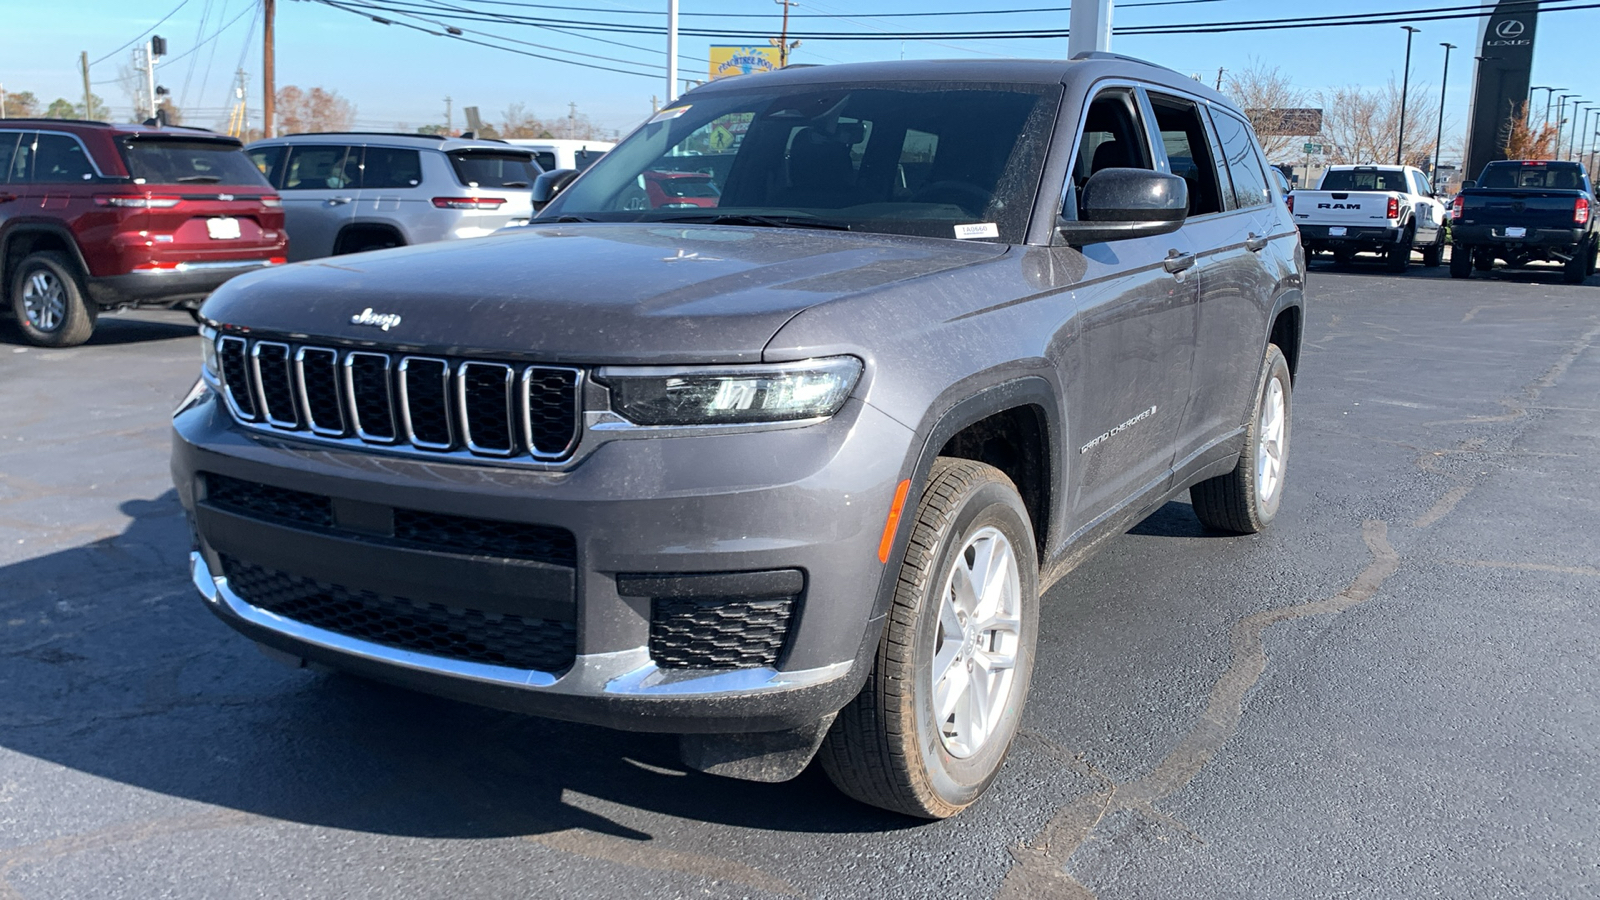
[276,143,358,261]
[0,130,24,225]
[353,144,425,243]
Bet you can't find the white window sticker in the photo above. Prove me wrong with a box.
[648,105,691,124]
[954,222,1000,240]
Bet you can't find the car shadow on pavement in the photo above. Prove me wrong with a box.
[1308,258,1595,286]
[0,312,196,347]
[1127,498,1228,538]
[0,490,916,839]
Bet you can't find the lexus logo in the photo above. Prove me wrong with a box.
[1495,19,1525,38]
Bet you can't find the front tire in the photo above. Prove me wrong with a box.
[819,459,1039,819]
[1191,344,1291,534]
[9,251,96,347]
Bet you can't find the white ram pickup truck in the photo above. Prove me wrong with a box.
[1289,164,1448,272]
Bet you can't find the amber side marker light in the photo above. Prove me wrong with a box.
[878,479,912,564]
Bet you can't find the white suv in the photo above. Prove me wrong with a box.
[246,133,542,261]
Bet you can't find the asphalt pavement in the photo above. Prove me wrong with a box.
[1,257,1596,899]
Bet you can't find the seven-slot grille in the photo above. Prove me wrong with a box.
[216,336,580,461]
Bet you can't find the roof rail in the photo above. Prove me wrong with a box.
[281,131,448,140]
[0,117,113,127]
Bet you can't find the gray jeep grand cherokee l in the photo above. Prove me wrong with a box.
[173,54,1305,819]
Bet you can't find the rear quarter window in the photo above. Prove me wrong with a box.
[361,147,423,188]
[122,140,269,186]
[1210,111,1271,209]
[448,152,541,188]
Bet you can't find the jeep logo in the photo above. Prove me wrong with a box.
[1317,202,1361,209]
[350,308,403,331]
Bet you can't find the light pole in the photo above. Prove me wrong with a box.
[1396,26,1421,165]
[1433,43,1456,178]
[1568,103,1590,160]
[666,0,679,104]
[1556,93,1578,153]
[1543,87,1567,127]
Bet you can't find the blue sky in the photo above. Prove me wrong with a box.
[5,0,1598,153]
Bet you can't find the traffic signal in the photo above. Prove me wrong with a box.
[151,35,167,57]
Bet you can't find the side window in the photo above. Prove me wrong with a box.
[282,145,355,190]
[1414,172,1434,197]
[361,147,422,188]
[532,151,557,171]
[247,145,285,187]
[30,133,96,183]
[0,132,20,183]
[1211,111,1270,210]
[1070,90,1153,201]
[1147,94,1225,216]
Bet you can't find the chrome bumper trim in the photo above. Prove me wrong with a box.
[136,259,281,275]
[190,551,850,698]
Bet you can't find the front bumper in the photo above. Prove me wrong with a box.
[173,386,912,733]
[87,259,285,309]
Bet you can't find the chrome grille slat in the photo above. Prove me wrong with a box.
[398,357,453,450]
[295,347,345,435]
[251,341,299,429]
[458,362,516,456]
[212,336,579,465]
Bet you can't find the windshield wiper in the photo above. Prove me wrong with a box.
[664,213,851,232]
[177,175,222,183]
[501,181,529,188]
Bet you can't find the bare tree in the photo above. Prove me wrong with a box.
[1316,78,1437,166]
[499,102,550,139]
[1224,60,1309,158]
[274,86,356,134]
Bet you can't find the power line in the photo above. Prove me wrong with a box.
[161,3,257,67]
[89,0,193,65]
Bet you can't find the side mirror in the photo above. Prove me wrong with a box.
[1461,180,1476,189]
[532,168,580,213]
[1057,168,1188,245]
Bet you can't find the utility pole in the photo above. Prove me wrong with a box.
[568,101,577,139]
[1433,43,1455,178]
[1215,67,1225,91]
[80,51,92,120]
[444,96,453,134]
[773,0,800,67]
[666,0,679,104]
[1396,25,1420,165]
[263,0,276,138]
[1067,0,1112,58]
[144,41,158,119]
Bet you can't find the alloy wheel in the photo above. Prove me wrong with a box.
[21,269,67,333]
[1255,377,1287,506]
[932,526,1023,759]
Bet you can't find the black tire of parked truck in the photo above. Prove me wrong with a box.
[1450,244,1473,279]
[1385,226,1414,273]
[1332,248,1354,267]
[1191,344,1292,534]
[1475,251,1496,272]
[1421,230,1445,268]
[1564,238,1593,285]
[818,458,1040,819]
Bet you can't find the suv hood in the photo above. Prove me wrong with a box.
[202,223,1007,363]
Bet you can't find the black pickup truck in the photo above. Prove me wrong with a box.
[1450,160,1596,283]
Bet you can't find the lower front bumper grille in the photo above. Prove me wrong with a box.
[221,555,577,672]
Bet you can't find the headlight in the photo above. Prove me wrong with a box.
[199,325,219,380]
[598,356,863,426]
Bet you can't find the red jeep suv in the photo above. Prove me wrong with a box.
[1,120,288,346]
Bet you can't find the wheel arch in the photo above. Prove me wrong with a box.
[1266,293,1303,383]
[332,222,407,255]
[1,223,90,296]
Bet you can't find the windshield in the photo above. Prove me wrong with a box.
[543,81,1060,242]
[121,139,271,186]
[1318,169,1406,192]
[1479,163,1584,190]
[449,151,542,188]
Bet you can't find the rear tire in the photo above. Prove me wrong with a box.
[1564,239,1591,285]
[1191,344,1291,534]
[1449,245,1472,279]
[1332,248,1354,267]
[1474,251,1495,272]
[1421,231,1444,267]
[1385,228,1414,273]
[819,458,1039,819]
[9,251,96,347]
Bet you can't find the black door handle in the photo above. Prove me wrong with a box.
[1163,249,1196,274]
[1246,233,1269,252]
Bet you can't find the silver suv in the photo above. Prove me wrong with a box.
[245,133,541,261]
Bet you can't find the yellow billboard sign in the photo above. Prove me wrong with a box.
[709,45,780,81]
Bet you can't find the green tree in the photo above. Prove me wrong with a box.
[44,98,77,119]
[78,93,111,121]
[156,97,182,125]
[416,123,450,136]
